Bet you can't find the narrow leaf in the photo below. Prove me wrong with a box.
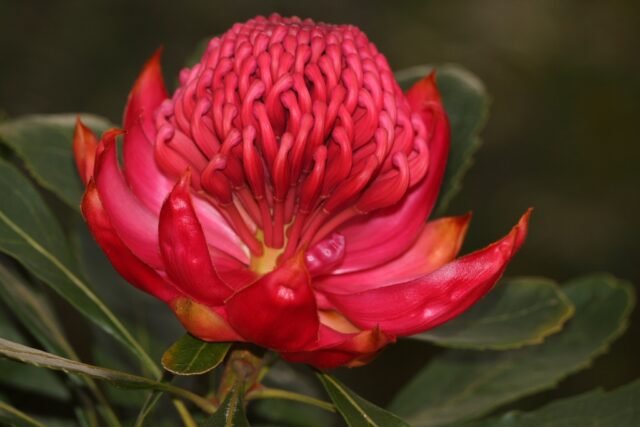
[202,385,250,427]
[389,274,635,427]
[252,399,333,427]
[162,334,231,376]
[318,374,409,427]
[396,64,489,214]
[0,158,158,376]
[0,358,70,401]
[253,361,337,427]
[0,263,75,357]
[0,400,46,427]
[134,389,165,427]
[0,262,123,427]
[414,277,575,349]
[0,308,70,400]
[469,379,640,427]
[0,114,113,210]
[0,337,216,414]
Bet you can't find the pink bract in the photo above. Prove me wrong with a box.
[74,14,530,369]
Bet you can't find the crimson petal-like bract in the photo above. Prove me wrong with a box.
[324,210,530,335]
[74,14,531,369]
[81,181,181,303]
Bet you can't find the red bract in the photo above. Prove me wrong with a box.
[74,14,530,369]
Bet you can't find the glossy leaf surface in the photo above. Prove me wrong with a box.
[319,374,409,427]
[0,158,157,376]
[0,337,215,414]
[390,274,635,427]
[161,334,230,376]
[0,114,112,209]
[396,64,488,214]
[415,277,574,349]
[470,380,640,427]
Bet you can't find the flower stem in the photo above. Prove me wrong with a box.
[173,399,198,427]
[246,387,336,413]
[155,382,218,414]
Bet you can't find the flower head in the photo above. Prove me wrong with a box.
[75,14,530,369]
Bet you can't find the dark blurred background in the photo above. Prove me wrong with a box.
[1,0,638,412]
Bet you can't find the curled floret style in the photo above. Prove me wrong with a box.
[74,14,530,369]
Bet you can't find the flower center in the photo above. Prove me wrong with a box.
[152,15,432,265]
[249,231,284,274]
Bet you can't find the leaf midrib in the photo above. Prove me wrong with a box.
[185,342,207,372]
[325,375,379,427]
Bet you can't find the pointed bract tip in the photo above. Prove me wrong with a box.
[131,46,165,94]
[407,69,443,105]
[98,128,125,151]
[458,211,473,224]
[523,207,534,221]
[74,114,83,128]
[152,45,164,60]
[102,128,126,140]
[146,46,164,70]
[515,207,533,233]
[93,128,124,174]
[509,208,533,255]
[73,116,100,185]
[73,115,96,140]
[456,211,473,235]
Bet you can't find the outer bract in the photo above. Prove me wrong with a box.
[74,14,530,369]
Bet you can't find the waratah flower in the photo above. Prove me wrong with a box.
[74,14,530,369]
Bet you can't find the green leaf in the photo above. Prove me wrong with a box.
[71,219,182,378]
[0,302,27,342]
[134,389,165,427]
[413,277,575,349]
[0,263,123,427]
[0,358,70,400]
[395,64,489,214]
[201,385,250,427]
[389,273,635,427]
[0,158,158,376]
[0,400,46,427]
[0,114,113,210]
[252,399,333,427]
[133,372,176,427]
[469,380,640,427]
[0,308,70,400]
[253,361,337,427]
[0,263,75,357]
[0,337,216,414]
[70,218,183,382]
[318,374,409,427]
[161,334,231,376]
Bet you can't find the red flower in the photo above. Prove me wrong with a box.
[74,14,530,369]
